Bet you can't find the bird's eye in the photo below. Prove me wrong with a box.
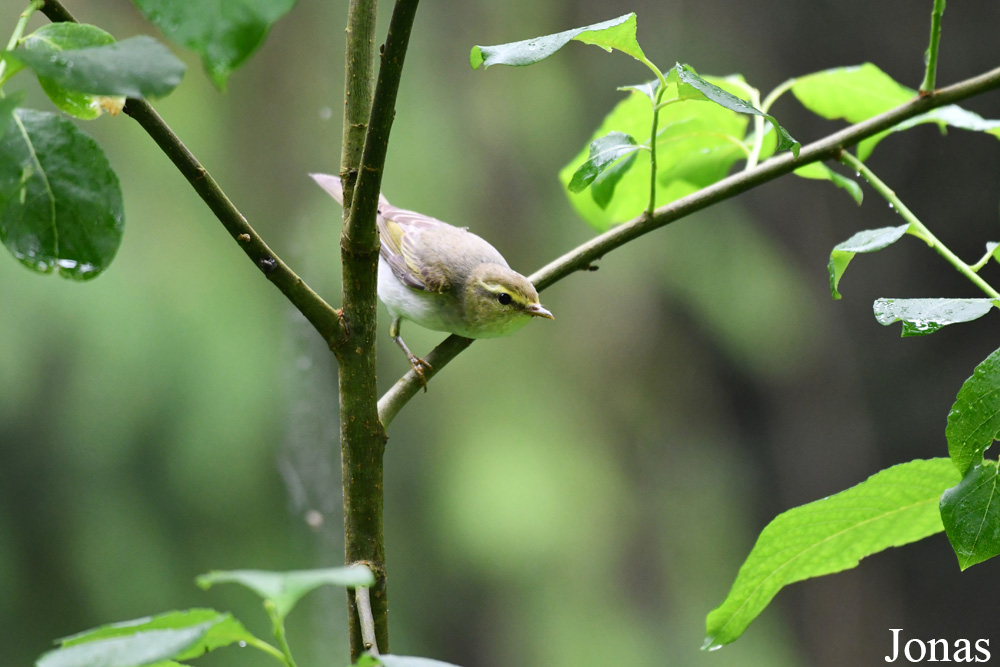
[497,292,512,305]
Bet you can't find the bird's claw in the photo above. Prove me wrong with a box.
[408,355,433,392]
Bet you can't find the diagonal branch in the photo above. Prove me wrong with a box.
[377,64,1000,426]
[38,0,347,349]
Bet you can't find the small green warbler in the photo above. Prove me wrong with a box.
[311,174,553,385]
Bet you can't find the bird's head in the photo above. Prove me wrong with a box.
[460,263,553,338]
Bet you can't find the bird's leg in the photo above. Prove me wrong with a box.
[390,317,432,390]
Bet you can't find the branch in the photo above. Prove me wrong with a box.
[348,0,421,251]
[39,0,347,349]
[338,0,421,661]
[340,0,377,203]
[377,64,1000,426]
[123,100,347,345]
[39,0,75,22]
[355,585,381,655]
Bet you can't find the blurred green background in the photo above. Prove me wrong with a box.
[2,1,1000,666]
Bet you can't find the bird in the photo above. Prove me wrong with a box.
[311,173,553,387]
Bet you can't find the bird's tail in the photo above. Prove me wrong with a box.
[310,173,391,209]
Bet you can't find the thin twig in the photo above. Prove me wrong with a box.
[377,64,1000,427]
[920,0,946,94]
[123,100,347,346]
[839,150,1000,299]
[355,586,381,655]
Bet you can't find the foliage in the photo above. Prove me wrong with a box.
[470,1,1000,650]
[3,0,1000,663]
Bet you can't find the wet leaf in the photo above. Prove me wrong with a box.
[0,109,123,280]
[946,347,1000,475]
[133,0,297,90]
[13,33,184,99]
[873,298,996,336]
[827,224,911,299]
[471,13,643,69]
[567,132,641,193]
[941,461,1000,570]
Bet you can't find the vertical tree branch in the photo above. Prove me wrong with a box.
[349,0,421,243]
[338,0,420,661]
[338,0,385,662]
[341,0,377,203]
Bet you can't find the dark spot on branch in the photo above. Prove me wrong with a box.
[258,256,277,273]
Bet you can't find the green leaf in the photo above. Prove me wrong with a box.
[793,162,863,205]
[560,75,750,230]
[874,298,996,337]
[0,92,24,142]
[354,654,464,667]
[567,132,641,193]
[470,13,643,69]
[674,64,799,157]
[791,63,913,123]
[941,461,1000,570]
[791,63,912,161]
[862,104,1000,159]
[37,618,221,667]
[58,609,263,661]
[946,347,1000,475]
[12,34,184,100]
[0,109,124,280]
[591,150,639,209]
[197,566,375,620]
[827,224,911,299]
[788,63,1000,160]
[133,0,299,90]
[704,458,960,649]
[16,24,120,119]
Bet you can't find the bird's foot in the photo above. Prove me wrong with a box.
[408,354,433,391]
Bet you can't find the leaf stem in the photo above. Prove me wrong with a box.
[970,244,998,273]
[377,64,1000,426]
[741,84,765,170]
[646,83,666,214]
[920,0,946,94]
[265,601,299,667]
[633,57,669,215]
[839,150,1000,299]
[244,636,291,666]
[0,0,44,86]
[760,77,797,114]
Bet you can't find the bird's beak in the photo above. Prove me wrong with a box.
[526,303,554,319]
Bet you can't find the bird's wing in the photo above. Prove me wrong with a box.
[310,173,454,293]
[378,206,452,292]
